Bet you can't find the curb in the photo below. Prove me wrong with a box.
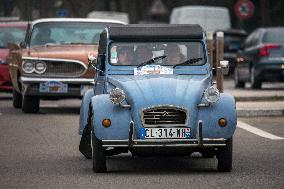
[237,108,284,117]
[235,96,284,102]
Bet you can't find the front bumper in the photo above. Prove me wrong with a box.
[101,121,227,148]
[20,76,94,97]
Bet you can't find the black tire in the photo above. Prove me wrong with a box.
[22,95,40,113]
[250,67,261,89]
[234,68,245,88]
[79,125,92,159]
[217,138,233,172]
[12,89,22,108]
[92,131,106,173]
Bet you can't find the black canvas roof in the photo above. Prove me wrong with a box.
[106,24,204,40]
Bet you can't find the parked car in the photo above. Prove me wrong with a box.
[234,27,284,88]
[7,18,125,113]
[78,24,237,173]
[0,21,27,91]
[213,29,247,74]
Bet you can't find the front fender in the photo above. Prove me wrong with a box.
[91,94,132,140]
[79,89,94,135]
[197,93,237,139]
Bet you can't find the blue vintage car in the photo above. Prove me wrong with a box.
[78,24,237,173]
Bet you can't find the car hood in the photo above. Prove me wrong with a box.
[107,74,211,129]
[22,44,98,63]
[0,49,9,61]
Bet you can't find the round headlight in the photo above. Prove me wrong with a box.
[204,86,220,103]
[35,61,46,74]
[109,88,126,104]
[22,61,35,73]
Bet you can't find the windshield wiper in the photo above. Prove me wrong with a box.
[137,55,167,68]
[173,57,203,68]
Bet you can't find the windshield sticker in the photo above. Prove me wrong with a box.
[134,65,173,76]
[111,51,118,63]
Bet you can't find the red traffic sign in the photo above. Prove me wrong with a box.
[234,0,255,20]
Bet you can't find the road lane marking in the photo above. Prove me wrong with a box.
[41,104,59,108]
[237,121,284,140]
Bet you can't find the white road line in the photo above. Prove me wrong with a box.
[237,121,284,140]
[41,104,59,108]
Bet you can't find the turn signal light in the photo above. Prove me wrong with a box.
[218,118,227,127]
[102,119,111,128]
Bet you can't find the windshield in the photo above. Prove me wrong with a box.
[30,22,120,46]
[110,42,205,66]
[0,27,26,48]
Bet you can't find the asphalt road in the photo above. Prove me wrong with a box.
[0,93,283,189]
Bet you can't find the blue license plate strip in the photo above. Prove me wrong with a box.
[40,81,68,93]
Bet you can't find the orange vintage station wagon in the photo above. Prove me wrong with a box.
[7,18,125,113]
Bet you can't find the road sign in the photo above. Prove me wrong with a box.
[56,9,69,17]
[150,0,168,16]
[234,0,255,20]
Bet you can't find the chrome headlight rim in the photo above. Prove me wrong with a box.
[204,86,220,104]
[109,88,126,104]
[34,61,47,74]
[22,61,35,74]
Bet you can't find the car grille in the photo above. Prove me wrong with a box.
[142,106,188,127]
[44,61,86,77]
[24,59,87,78]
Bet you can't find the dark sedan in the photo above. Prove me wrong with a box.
[234,27,284,89]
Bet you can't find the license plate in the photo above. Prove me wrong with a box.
[40,81,68,93]
[140,128,190,139]
[80,85,93,96]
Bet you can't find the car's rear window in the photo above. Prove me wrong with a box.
[263,29,284,44]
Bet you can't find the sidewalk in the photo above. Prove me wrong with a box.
[224,80,284,117]
[236,101,284,117]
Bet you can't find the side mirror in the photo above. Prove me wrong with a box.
[19,41,27,48]
[88,52,97,62]
[87,53,104,74]
[88,52,97,68]
[220,60,229,75]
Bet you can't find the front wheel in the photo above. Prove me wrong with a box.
[234,68,245,88]
[217,138,233,172]
[12,89,22,108]
[79,125,92,159]
[250,67,261,89]
[22,95,40,113]
[92,131,106,173]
